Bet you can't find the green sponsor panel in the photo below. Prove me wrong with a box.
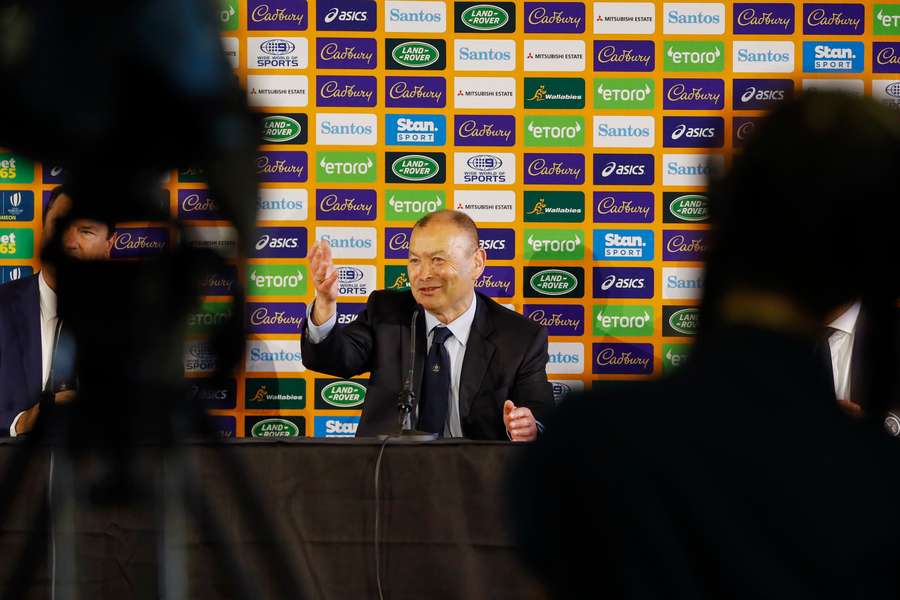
[247,264,308,296]
[246,416,305,438]
[0,154,34,184]
[317,151,377,183]
[178,167,206,183]
[218,0,238,30]
[314,378,367,409]
[385,189,445,221]
[523,229,584,260]
[594,78,655,110]
[875,5,900,35]
[524,116,585,148]
[663,343,692,374]
[0,228,34,258]
[523,191,585,223]
[664,41,725,73]
[384,265,410,291]
[524,77,586,109]
[593,305,654,337]
[245,378,306,409]
[187,301,233,333]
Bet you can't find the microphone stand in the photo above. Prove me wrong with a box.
[392,306,437,442]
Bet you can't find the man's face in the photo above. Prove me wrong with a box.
[408,220,485,316]
[43,194,113,260]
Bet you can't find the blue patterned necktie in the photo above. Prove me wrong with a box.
[418,326,453,435]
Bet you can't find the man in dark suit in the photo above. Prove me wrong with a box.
[0,187,114,436]
[301,210,552,440]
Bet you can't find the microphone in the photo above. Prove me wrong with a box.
[397,305,420,432]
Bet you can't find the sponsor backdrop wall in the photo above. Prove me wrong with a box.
[2,1,898,438]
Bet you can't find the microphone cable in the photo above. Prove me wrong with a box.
[373,434,393,600]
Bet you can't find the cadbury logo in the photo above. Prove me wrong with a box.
[457,119,512,142]
[319,41,374,64]
[527,158,582,178]
[251,3,306,27]
[736,7,792,30]
[596,45,652,67]
[257,156,305,178]
[318,193,373,214]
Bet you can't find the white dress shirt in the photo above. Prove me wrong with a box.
[827,301,860,402]
[10,271,58,436]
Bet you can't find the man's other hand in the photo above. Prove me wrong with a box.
[504,400,537,442]
[309,239,340,325]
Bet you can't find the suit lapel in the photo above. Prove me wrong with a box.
[11,275,42,394]
[459,295,496,419]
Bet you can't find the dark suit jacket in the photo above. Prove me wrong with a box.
[512,325,900,599]
[301,290,553,439]
[0,274,42,435]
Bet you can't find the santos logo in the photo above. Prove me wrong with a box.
[663,267,704,300]
[733,41,795,73]
[257,189,308,221]
[663,154,723,186]
[454,152,515,185]
[593,115,654,148]
[663,3,725,34]
[315,227,376,259]
[594,230,653,261]
[315,113,377,145]
[803,42,863,74]
[247,37,308,70]
[386,1,446,32]
[546,342,584,374]
[454,39,516,71]
[245,340,305,373]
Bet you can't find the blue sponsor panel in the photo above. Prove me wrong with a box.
[0,265,33,284]
[314,415,360,437]
[385,114,447,146]
[593,230,654,261]
[802,41,864,73]
[0,191,34,221]
[593,153,654,185]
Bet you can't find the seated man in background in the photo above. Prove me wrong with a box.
[301,210,553,440]
[0,186,115,435]
[511,92,900,599]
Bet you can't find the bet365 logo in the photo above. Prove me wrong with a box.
[0,229,34,258]
[0,154,35,184]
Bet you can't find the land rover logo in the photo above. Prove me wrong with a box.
[669,308,699,335]
[391,155,439,181]
[321,381,366,407]
[391,41,440,68]
[529,269,577,296]
[262,116,301,143]
[669,194,709,222]
[250,418,300,438]
[461,4,509,31]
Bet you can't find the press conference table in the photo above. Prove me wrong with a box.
[0,438,548,599]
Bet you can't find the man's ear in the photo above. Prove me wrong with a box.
[473,247,486,278]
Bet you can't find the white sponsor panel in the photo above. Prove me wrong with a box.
[546,342,585,375]
[662,267,704,300]
[549,379,585,403]
[453,190,516,222]
[872,80,900,108]
[453,77,516,109]
[385,1,447,32]
[247,75,309,107]
[335,264,377,297]
[662,153,724,186]
[184,341,217,374]
[593,115,655,148]
[247,37,308,70]
[315,227,377,259]
[524,40,586,72]
[257,188,308,221]
[663,3,725,35]
[221,37,239,69]
[453,152,516,185]
[183,226,239,258]
[454,39,516,71]
[802,79,864,96]
[732,41,795,73]
[315,113,377,146]
[245,340,305,373]
[593,2,656,34]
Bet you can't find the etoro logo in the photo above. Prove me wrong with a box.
[594,78,654,110]
[387,153,444,183]
[524,116,584,147]
[876,5,900,35]
[524,229,584,260]
[317,151,376,183]
[664,41,724,72]
[320,380,367,408]
[248,264,308,296]
[663,343,691,373]
[386,190,445,221]
[593,305,654,337]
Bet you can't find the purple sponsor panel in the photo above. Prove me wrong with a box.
[111,227,169,259]
[316,75,377,107]
[476,266,515,298]
[247,302,306,334]
[200,265,238,296]
[42,165,67,184]
[337,302,366,324]
[593,153,654,186]
[252,226,307,258]
[247,0,308,30]
[662,116,725,149]
[874,43,900,74]
[316,38,377,70]
[733,117,763,148]
[454,115,516,147]
[478,228,515,260]
[593,191,654,224]
[592,267,654,299]
[524,304,584,336]
[208,415,236,439]
[803,3,864,35]
[592,343,653,375]
[384,227,411,259]
[315,189,376,221]
[663,78,724,110]
[316,0,376,31]
[256,151,307,183]
[524,2,586,33]
[732,79,794,110]
[385,76,446,108]
[663,230,709,261]
[178,189,223,220]
[593,40,655,72]
[524,153,585,185]
[733,3,795,34]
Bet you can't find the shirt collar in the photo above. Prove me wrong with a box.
[38,270,58,320]
[424,293,478,347]
[828,300,861,336]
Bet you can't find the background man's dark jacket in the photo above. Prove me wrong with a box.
[0,275,41,435]
[301,290,554,439]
